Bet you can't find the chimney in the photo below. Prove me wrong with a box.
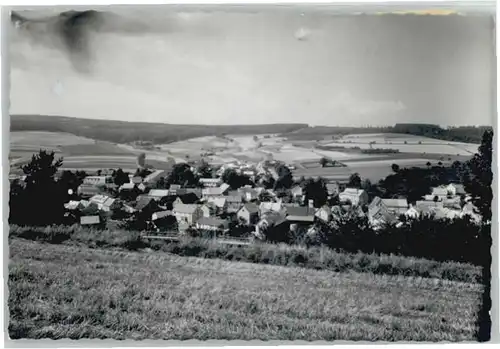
[308,199,314,208]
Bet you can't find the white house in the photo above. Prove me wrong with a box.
[405,205,420,219]
[339,188,369,206]
[83,176,112,186]
[172,204,203,225]
[315,206,332,222]
[199,178,223,188]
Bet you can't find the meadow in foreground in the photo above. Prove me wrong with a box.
[9,238,483,341]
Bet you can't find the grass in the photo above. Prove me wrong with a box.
[9,238,484,340]
[9,225,483,284]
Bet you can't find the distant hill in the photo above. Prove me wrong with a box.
[10,115,308,144]
[282,124,492,144]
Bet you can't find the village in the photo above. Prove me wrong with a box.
[14,155,479,244]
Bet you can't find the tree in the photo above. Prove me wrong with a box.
[320,157,328,168]
[463,129,493,222]
[197,160,213,179]
[303,177,328,208]
[113,168,130,186]
[222,168,251,190]
[426,162,432,168]
[391,163,400,173]
[11,150,65,226]
[274,165,293,190]
[348,173,362,188]
[168,163,197,187]
[438,161,443,167]
[137,153,146,168]
[155,176,168,189]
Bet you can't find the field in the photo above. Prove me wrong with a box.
[9,128,477,182]
[9,131,175,173]
[9,238,484,341]
[323,133,479,156]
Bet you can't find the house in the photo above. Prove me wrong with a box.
[326,182,340,196]
[168,184,182,196]
[80,215,100,226]
[424,194,442,202]
[119,183,136,192]
[147,189,170,201]
[172,204,203,225]
[83,176,112,186]
[172,197,184,208]
[443,196,462,209]
[207,196,228,212]
[195,217,230,232]
[238,186,259,201]
[448,183,466,196]
[434,207,462,220]
[415,200,444,217]
[200,203,217,217]
[285,206,316,224]
[64,200,85,211]
[202,183,230,198]
[89,195,119,212]
[177,192,200,205]
[237,203,260,225]
[77,184,103,198]
[368,204,398,229]
[431,186,452,200]
[255,212,288,240]
[226,194,243,213]
[339,188,369,206]
[290,186,304,199]
[135,196,159,212]
[152,210,173,221]
[380,198,408,215]
[131,176,143,184]
[199,178,223,188]
[405,205,420,219]
[460,202,481,223]
[143,170,169,185]
[315,205,332,222]
[259,201,285,217]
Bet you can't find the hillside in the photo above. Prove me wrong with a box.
[9,238,483,341]
[10,115,308,144]
[282,124,491,144]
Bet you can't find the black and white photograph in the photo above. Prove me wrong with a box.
[5,3,495,342]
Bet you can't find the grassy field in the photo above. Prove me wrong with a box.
[9,238,484,341]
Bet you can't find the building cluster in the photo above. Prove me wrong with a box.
[59,159,482,240]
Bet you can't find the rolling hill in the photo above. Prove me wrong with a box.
[10,115,308,144]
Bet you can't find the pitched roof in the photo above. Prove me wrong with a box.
[431,186,449,196]
[143,170,168,183]
[340,188,366,197]
[207,196,227,208]
[135,196,155,211]
[259,202,283,213]
[286,206,316,217]
[226,195,243,203]
[152,210,173,220]
[119,183,135,191]
[148,189,170,198]
[260,212,287,226]
[89,195,116,208]
[173,203,200,214]
[241,203,259,214]
[381,199,408,209]
[196,217,229,228]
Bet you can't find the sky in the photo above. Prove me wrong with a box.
[9,8,495,126]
